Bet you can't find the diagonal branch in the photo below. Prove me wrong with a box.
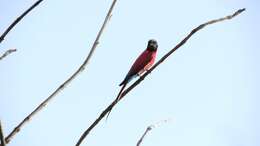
[121,8,246,98]
[137,119,172,146]
[0,121,6,146]
[0,49,17,61]
[0,0,43,44]
[74,8,245,146]
[4,0,117,144]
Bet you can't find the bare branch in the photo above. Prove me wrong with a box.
[0,0,43,44]
[0,121,6,146]
[4,0,117,144]
[137,119,172,146]
[121,8,246,99]
[0,49,16,61]
[74,8,245,146]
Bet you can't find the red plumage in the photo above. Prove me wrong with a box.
[119,50,157,86]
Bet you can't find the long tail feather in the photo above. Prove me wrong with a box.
[106,83,127,121]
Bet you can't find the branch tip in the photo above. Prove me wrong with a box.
[0,0,43,44]
[0,49,17,61]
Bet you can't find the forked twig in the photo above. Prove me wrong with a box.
[75,8,245,146]
[4,0,117,144]
[0,0,43,44]
[137,119,172,146]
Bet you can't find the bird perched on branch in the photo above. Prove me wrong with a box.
[106,39,158,119]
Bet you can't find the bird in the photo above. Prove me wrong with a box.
[106,39,158,120]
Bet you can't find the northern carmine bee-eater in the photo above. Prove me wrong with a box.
[106,39,158,119]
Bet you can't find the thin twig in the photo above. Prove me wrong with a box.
[4,0,117,144]
[136,127,151,146]
[0,121,6,146]
[0,0,43,44]
[0,49,16,61]
[136,119,172,146]
[75,8,245,146]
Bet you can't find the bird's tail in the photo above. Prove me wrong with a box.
[106,83,127,121]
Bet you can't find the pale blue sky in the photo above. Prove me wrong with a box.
[1,0,259,146]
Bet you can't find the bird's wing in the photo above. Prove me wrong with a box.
[127,50,153,77]
[143,51,156,71]
[119,50,153,86]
